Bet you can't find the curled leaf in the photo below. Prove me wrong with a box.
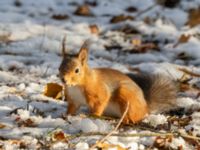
[44,83,63,100]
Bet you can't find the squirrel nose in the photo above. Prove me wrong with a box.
[61,78,65,83]
[61,77,67,83]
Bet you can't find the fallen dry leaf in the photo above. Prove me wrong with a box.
[52,130,68,142]
[174,34,191,48]
[74,5,93,16]
[17,118,36,127]
[43,83,63,100]
[178,34,191,43]
[186,8,200,27]
[153,135,173,149]
[110,14,134,23]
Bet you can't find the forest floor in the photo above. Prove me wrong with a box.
[0,0,200,149]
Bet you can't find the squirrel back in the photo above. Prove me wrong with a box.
[126,73,178,114]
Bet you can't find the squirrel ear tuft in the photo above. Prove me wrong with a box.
[61,35,67,57]
[78,39,90,64]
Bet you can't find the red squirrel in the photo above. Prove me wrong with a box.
[59,37,177,124]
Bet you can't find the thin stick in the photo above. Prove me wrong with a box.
[69,132,173,141]
[178,68,200,78]
[135,4,157,18]
[89,102,130,149]
[68,131,200,142]
[179,132,200,141]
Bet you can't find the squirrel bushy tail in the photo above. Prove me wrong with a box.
[126,73,178,114]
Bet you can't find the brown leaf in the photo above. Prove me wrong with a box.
[17,118,36,127]
[153,135,173,149]
[43,83,63,100]
[89,24,99,35]
[173,34,191,48]
[52,131,68,142]
[74,5,93,17]
[129,43,159,53]
[186,8,200,27]
[110,14,134,24]
[51,14,69,20]
[178,34,191,44]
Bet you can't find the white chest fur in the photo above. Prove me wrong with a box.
[66,86,87,106]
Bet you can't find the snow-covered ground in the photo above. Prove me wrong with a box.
[0,0,200,149]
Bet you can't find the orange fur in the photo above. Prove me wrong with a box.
[59,39,176,124]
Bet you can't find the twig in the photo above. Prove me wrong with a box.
[68,131,200,143]
[69,132,173,141]
[135,4,157,18]
[89,102,129,149]
[178,68,200,78]
[179,132,200,141]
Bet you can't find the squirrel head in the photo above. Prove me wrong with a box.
[59,36,90,86]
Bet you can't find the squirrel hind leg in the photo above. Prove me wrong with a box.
[118,100,148,124]
[115,83,149,124]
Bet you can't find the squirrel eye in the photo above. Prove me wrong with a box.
[75,68,79,74]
